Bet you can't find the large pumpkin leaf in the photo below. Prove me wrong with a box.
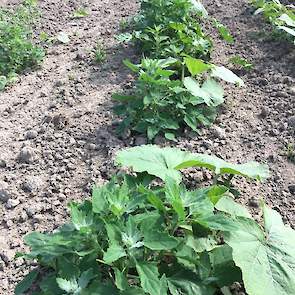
[116,145,269,183]
[224,205,295,295]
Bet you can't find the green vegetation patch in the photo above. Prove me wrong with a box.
[252,0,295,43]
[14,145,295,295]
[0,0,45,90]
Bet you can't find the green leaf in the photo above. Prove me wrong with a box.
[103,244,126,265]
[116,145,269,183]
[78,269,96,289]
[213,20,234,43]
[195,213,239,232]
[183,77,210,105]
[224,205,295,295]
[184,57,212,76]
[114,268,129,291]
[72,8,88,18]
[56,277,79,293]
[164,132,176,142]
[15,270,38,295]
[215,196,252,218]
[40,274,63,295]
[56,32,70,44]
[116,145,188,183]
[183,77,224,107]
[112,93,136,102]
[209,245,242,287]
[211,66,244,86]
[191,0,209,17]
[92,185,108,214]
[278,26,295,37]
[278,14,295,27]
[167,269,216,295]
[0,76,7,91]
[123,59,139,72]
[144,231,179,250]
[165,177,185,221]
[201,79,224,106]
[69,202,93,231]
[136,261,168,295]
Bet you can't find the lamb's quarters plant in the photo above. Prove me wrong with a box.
[121,0,233,62]
[113,57,243,141]
[113,0,242,141]
[252,0,295,44]
[15,145,295,295]
[0,0,45,90]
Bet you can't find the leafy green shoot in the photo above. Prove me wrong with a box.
[72,8,89,19]
[14,145,294,295]
[94,43,106,64]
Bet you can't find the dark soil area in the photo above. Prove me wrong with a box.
[0,0,294,294]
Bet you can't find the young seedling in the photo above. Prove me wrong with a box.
[72,8,89,19]
[94,43,106,64]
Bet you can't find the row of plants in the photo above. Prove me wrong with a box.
[252,0,295,43]
[0,0,45,90]
[113,0,244,141]
[15,145,295,295]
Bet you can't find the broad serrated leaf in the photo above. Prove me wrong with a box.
[184,57,211,76]
[116,145,269,183]
[209,245,242,287]
[114,268,129,291]
[167,269,216,295]
[136,262,168,295]
[92,185,108,214]
[165,177,185,221]
[201,79,224,106]
[15,270,38,295]
[224,206,295,295]
[103,244,126,265]
[69,202,93,231]
[144,231,179,250]
[56,277,79,293]
[215,196,252,218]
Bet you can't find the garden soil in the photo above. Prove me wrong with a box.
[0,0,294,294]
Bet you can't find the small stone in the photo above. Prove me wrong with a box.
[276,91,289,98]
[25,130,38,140]
[288,185,295,195]
[259,107,269,118]
[0,159,6,168]
[87,143,96,150]
[25,207,36,217]
[0,189,10,203]
[213,126,226,139]
[18,147,35,163]
[135,136,147,146]
[6,198,20,209]
[75,50,87,60]
[288,116,295,128]
[259,78,268,86]
[55,80,65,87]
[248,197,259,208]
[288,86,295,95]
[33,214,44,223]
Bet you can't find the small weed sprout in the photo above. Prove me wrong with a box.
[94,43,106,64]
[285,143,295,163]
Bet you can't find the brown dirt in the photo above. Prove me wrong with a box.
[0,0,294,294]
